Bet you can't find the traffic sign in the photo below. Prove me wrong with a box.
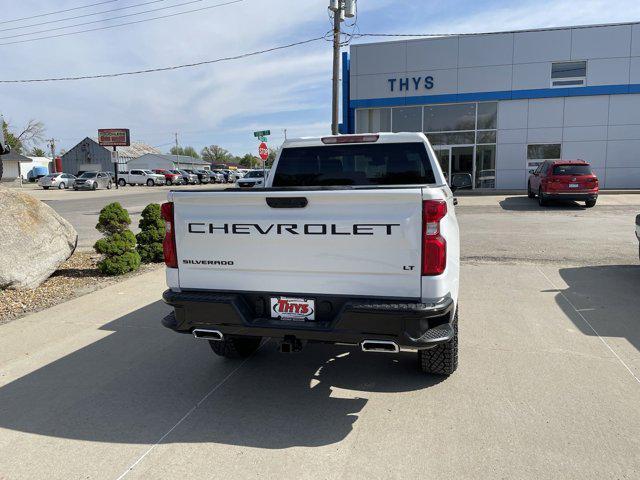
[258,135,267,142]
[253,130,271,138]
[258,142,269,161]
[110,150,119,163]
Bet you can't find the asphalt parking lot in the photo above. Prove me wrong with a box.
[0,193,638,479]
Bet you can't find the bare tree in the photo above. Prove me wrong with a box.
[2,119,46,154]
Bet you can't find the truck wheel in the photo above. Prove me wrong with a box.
[166,179,172,186]
[209,336,262,359]
[585,199,596,208]
[418,307,458,375]
[118,179,126,186]
[147,179,154,187]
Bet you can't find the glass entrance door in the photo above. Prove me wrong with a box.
[450,146,474,189]
[433,147,451,184]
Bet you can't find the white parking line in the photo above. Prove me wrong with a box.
[114,342,265,480]
[536,266,639,385]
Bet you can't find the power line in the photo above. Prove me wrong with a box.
[0,35,327,83]
[0,0,170,34]
[0,0,118,25]
[0,0,206,40]
[0,0,244,46]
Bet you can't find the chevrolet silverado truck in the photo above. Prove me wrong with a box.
[161,133,461,375]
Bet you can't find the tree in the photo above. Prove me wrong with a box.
[170,145,200,158]
[266,148,278,167]
[239,153,260,168]
[136,203,165,263]
[201,145,231,164]
[2,119,45,154]
[30,147,46,157]
[94,203,141,275]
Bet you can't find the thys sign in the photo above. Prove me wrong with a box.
[388,76,434,92]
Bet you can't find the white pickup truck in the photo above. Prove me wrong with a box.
[117,169,166,187]
[161,133,461,375]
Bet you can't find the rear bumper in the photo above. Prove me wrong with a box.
[162,289,456,350]
[544,191,598,201]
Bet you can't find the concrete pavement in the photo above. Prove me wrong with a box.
[0,261,638,479]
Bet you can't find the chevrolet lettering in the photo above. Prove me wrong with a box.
[161,133,461,376]
[187,223,400,235]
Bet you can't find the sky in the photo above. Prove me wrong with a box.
[1,0,640,157]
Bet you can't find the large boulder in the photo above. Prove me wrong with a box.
[0,186,77,289]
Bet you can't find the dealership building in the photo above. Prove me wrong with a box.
[341,22,640,189]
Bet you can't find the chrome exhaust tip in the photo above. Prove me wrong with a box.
[360,340,399,353]
[192,329,224,341]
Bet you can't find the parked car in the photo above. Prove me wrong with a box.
[223,169,238,183]
[528,160,598,208]
[161,132,462,376]
[636,214,640,261]
[183,169,209,184]
[208,170,225,183]
[236,169,267,188]
[38,173,76,190]
[153,169,183,186]
[172,169,198,185]
[74,171,112,190]
[118,169,166,187]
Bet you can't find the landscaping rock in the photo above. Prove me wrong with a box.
[0,186,77,289]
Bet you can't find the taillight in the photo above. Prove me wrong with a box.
[160,202,177,268]
[422,200,447,276]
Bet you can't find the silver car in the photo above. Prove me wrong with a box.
[38,173,77,190]
[73,171,113,190]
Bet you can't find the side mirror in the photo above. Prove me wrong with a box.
[451,173,473,191]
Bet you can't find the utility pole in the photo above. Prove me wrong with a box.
[174,132,179,169]
[329,0,355,135]
[46,138,58,171]
[330,1,342,135]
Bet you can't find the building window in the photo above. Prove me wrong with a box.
[527,143,561,168]
[475,145,496,189]
[551,61,586,88]
[477,102,497,129]
[391,107,422,132]
[355,108,391,133]
[424,103,476,131]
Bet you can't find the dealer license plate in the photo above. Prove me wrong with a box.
[569,183,579,188]
[270,297,315,321]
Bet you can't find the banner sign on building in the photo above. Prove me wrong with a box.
[98,128,131,147]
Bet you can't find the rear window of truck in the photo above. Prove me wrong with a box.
[552,164,592,175]
[272,143,436,187]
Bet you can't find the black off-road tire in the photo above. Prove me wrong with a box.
[527,182,535,198]
[585,199,596,208]
[209,336,262,359]
[418,307,458,375]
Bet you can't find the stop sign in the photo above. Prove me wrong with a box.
[258,142,269,161]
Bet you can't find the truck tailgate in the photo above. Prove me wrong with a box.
[172,188,423,298]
